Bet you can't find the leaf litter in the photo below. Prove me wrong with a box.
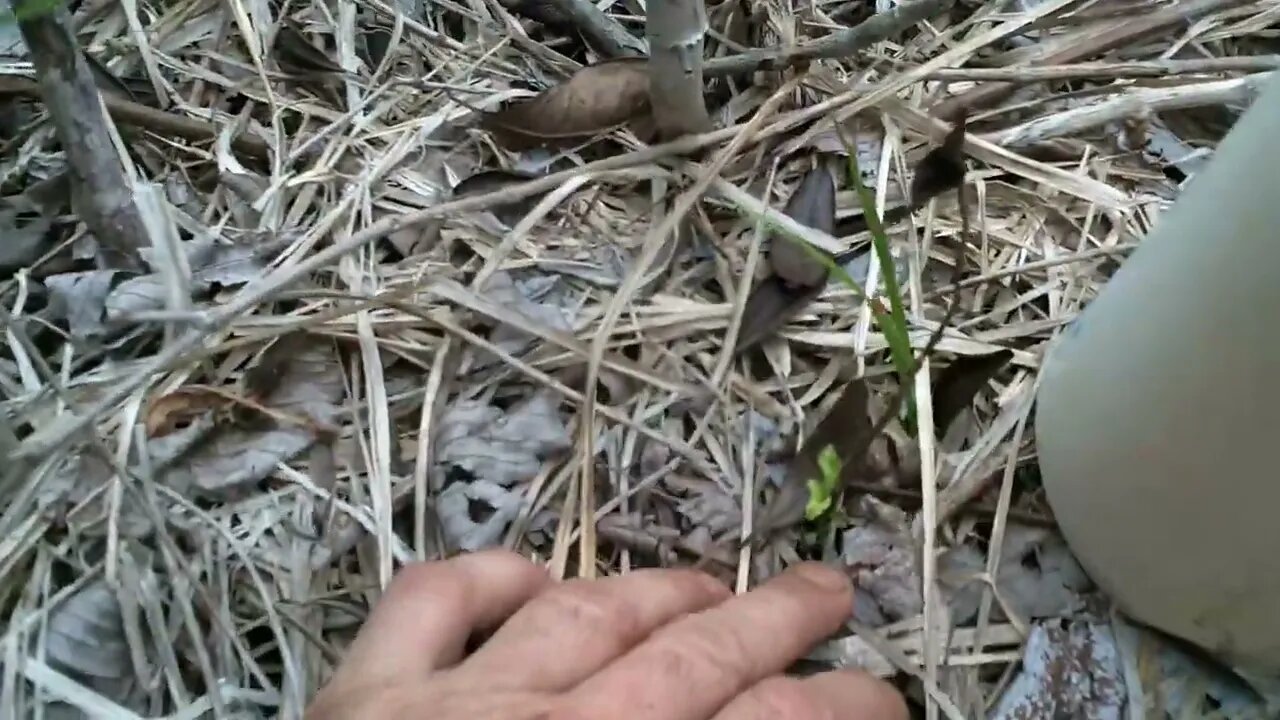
[1,0,1275,716]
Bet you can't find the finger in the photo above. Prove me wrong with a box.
[559,562,854,720]
[710,671,909,720]
[334,550,550,685]
[449,568,731,693]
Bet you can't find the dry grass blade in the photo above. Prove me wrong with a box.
[482,58,650,150]
[3,0,1270,712]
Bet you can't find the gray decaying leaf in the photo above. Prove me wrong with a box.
[44,579,129,679]
[989,526,1091,620]
[990,619,1125,720]
[437,479,523,551]
[670,477,742,536]
[843,521,1089,625]
[482,272,576,355]
[436,389,571,487]
[161,339,343,497]
[482,59,650,151]
[453,169,543,227]
[104,273,181,322]
[769,165,836,289]
[138,234,275,287]
[841,520,923,622]
[1114,614,1277,719]
[0,207,52,270]
[43,270,118,339]
[82,237,274,326]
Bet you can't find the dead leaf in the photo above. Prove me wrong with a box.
[910,113,967,205]
[144,388,227,438]
[791,378,871,486]
[990,619,1124,720]
[756,379,870,533]
[104,273,199,323]
[769,165,836,289]
[242,332,313,401]
[996,526,1091,620]
[435,389,571,487]
[44,270,118,339]
[480,272,577,356]
[736,162,840,354]
[160,339,343,497]
[437,479,523,551]
[0,206,52,270]
[841,519,922,621]
[733,274,824,355]
[482,59,650,151]
[274,20,345,75]
[499,0,575,28]
[453,169,543,226]
[45,579,128,679]
[930,349,1013,433]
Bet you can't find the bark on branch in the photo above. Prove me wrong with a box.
[647,0,713,138]
[704,0,954,78]
[14,0,149,268]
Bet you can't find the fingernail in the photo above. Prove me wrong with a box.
[794,563,852,593]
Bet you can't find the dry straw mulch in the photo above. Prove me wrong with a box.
[0,0,1274,716]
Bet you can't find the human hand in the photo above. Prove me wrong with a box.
[305,550,907,720]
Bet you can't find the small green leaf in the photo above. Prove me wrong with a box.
[816,445,841,483]
[804,479,833,521]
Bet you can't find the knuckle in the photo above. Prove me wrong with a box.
[386,561,472,612]
[531,582,641,637]
[648,620,757,687]
[746,677,833,720]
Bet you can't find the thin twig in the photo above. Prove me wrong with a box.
[921,55,1280,83]
[703,0,955,78]
[543,0,648,57]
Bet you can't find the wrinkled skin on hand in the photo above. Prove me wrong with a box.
[305,550,908,720]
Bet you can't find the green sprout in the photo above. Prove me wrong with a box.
[803,444,843,521]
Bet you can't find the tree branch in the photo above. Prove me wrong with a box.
[647,0,714,137]
[0,75,275,159]
[14,0,150,268]
[539,0,647,58]
[704,0,954,78]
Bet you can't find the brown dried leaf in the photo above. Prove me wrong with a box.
[274,21,345,75]
[790,377,872,485]
[910,113,967,205]
[931,349,1013,433]
[453,169,543,226]
[242,331,312,401]
[735,164,837,355]
[733,275,824,356]
[769,165,836,288]
[482,59,650,151]
[499,0,574,27]
[758,379,872,532]
[145,389,228,438]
